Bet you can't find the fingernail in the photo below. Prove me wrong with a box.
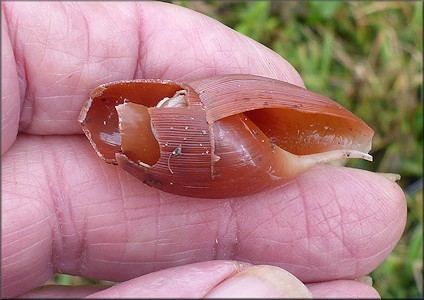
[376,172,401,182]
[356,275,373,286]
[205,265,312,298]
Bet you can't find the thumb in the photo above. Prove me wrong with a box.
[86,261,311,298]
[205,265,311,298]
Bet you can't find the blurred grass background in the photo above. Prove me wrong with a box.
[50,1,422,298]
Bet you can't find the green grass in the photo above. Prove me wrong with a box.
[50,1,423,298]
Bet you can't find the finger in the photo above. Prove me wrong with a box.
[1,10,21,153]
[1,135,406,297]
[204,265,311,298]
[19,262,311,299]
[85,263,310,298]
[18,261,241,299]
[86,261,244,298]
[306,279,380,298]
[2,1,303,142]
[132,2,303,84]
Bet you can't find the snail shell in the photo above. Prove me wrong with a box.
[78,74,373,198]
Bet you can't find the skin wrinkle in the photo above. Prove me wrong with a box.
[2,257,50,286]
[234,189,300,264]
[139,2,301,82]
[248,212,272,243]
[72,6,99,100]
[156,197,166,272]
[262,198,281,232]
[85,219,126,237]
[156,193,169,272]
[39,138,89,276]
[15,6,57,131]
[191,24,217,69]
[158,256,197,267]
[155,204,196,264]
[319,169,398,278]
[1,117,17,144]
[232,203,260,243]
[123,201,158,221]
[0,20,20,148]
[116,167,131,261]
[164,247,207,260]
[161,197,237,264]
[294,175,313,269]
[314,171,354,261]
[13,30,31,133]
[65,140,92,192]
[89,240,169,247]
[132,3,143,79]
[349,215,378,250]
[313,175,356,277]
[20,47,43,133]
[202,30,237,75]
[270,194,308,250]
[309,203,340,235]
[5,3,140,135]
[1,192,35,214]
[38,9,53,68]
[10,20,28,111]
[73,198,118,210]
[268,173,348,278]
[138,23,165,77]
[85,220,126,232]
[9,139,56,284]
[184,25,206,55]
[2,267,41,291]
[49,230,56,275]
[378,210,404,242]
[354,242,397,266]
[74,150,133,201]
[2,214,49,246]
[307,279,381,298]
[337,175,393,276]
[82,257,160,269]
[5,236,50,267]
[327,180,350,263]
[354,214,402,263]
[213,200,238,261]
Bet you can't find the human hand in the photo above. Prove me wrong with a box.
[2,2,406,298]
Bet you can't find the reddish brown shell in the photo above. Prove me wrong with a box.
[78,74,374,198]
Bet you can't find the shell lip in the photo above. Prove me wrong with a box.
[78,97,93,124]
[94,78,186,90]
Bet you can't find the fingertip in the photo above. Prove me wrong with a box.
[301,165,407,277]
[236,165,408,282]
[205,265,312,298]
[307,279,381,298]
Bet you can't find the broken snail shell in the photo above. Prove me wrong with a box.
[78,74,374,198]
